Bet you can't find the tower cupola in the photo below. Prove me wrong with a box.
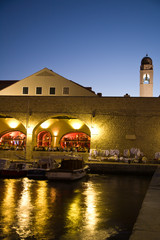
[140,54,153,70]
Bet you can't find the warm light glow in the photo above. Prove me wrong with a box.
[53,132,58,147]
[60,132,90,150]
[16,178,33,239]
[91,125,99,135]
[27,127,33,135]
[53,136,57,147]
[70,119,83,130]
[34,181,50,233]
[53,131,58,137]
[1,180,16,235]
[50,188,57,203]
[40,120,51,129]
[143,73,150,84]
[7,118,20,128]
[66,194,81,231]
[84,182,98,231]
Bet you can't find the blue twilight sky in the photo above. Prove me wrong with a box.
[0,0,160,97]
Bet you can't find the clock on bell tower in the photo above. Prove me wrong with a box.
[140,54,153,97]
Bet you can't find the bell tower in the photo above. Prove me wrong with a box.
[140,54,153,97]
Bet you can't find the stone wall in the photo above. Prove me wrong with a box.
[87,162,157,175]
[0,96,160,159]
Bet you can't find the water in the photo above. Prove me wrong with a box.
[0,174,151,240]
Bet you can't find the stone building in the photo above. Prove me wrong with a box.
[0,55,160,161]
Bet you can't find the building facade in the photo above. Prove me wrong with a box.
[0,56,160,161]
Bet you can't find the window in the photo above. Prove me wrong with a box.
[143,74,150,84]
[50,87,55,95]
[23,87,28,94]
[36,87,42,94]
[63,87,69,95]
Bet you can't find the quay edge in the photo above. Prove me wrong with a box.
[129,166,160,240]
[86,162,158,175]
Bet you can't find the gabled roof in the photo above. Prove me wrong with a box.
[0,68,98,97]
[0,80,18,90]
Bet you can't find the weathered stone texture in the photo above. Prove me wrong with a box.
[1,96,160,159]
[88,162,157,174]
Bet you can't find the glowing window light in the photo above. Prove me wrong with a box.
[143,73,150,84]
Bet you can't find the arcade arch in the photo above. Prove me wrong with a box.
[60,132,90,151]
[0,131,26,150]
[34,116,91,152]
[0,117,26,150]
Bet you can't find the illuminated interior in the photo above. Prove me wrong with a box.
[0,131,26,150]
[60,132,90,151]
[37,131,51,148]
[143,73,150,84]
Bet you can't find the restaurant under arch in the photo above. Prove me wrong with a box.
[0,131,26,150]
[60,132,90,152]
[37,131,52,148]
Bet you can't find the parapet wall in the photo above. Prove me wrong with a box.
[87,162,157,175]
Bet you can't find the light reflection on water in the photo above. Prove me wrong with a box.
[0,174,151,240]
[34,181,51,237]
[15,178,33,239]
[81,182,118,240]
[84,182,98,230]
[1,179,16,236]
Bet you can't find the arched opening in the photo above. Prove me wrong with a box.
[60,132,90,152]
[34,116,91,152]
[37,131,51,148]
[0,131,26,150]
[143,73,150,84]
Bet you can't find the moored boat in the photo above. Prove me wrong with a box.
[0,158,11,169]
[46,159,89,181]
[0,158,11,178]
[27,168,48,180]
[0,161,32,178]
[27,158,60,179]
